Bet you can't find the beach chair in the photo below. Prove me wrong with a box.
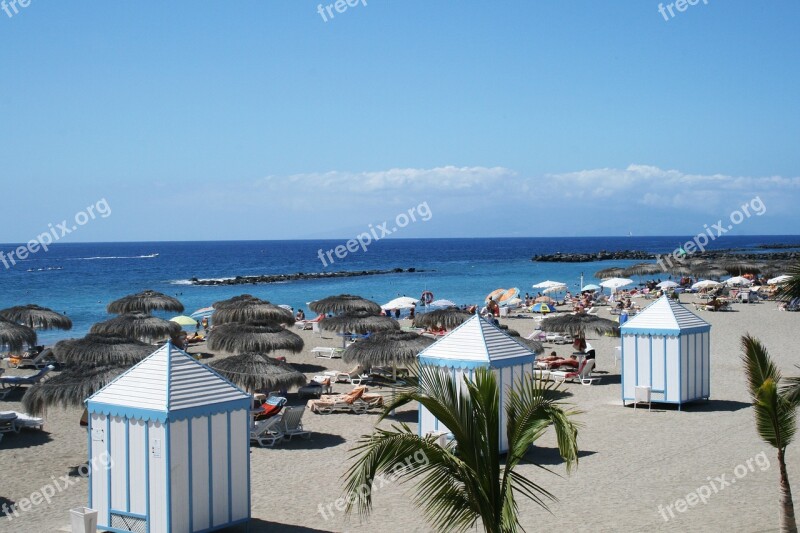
[306,386,370,414]
[6,348,54,370]
[312,321,333,339]
[250,416,284,447]
[550,359,599,385]
[252,395,286,421]
[0,412,17,435]
[277,406,311,440]
[311,346,342,359]
[335,365,370,385]
[0,365,54,397]
[297,376,332,399]
[0,411,44,432]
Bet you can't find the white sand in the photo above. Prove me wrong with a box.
[1,296,798,532]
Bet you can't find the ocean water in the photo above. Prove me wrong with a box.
[0,236,795,344]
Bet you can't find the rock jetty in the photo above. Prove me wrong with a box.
[189,268,420,286]
[532,249,800,263]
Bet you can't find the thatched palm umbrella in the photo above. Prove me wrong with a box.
[90,313,181,343]
[541,313,619,338]
[52,334,154,365]
[211,297,294,326]
[519,338,545,355]
[107,290,184,314]
[621,263,664,278]
[0,304,72,330]
[22,363,128,415]
[321,311,400,335]
[342,330,433,368]
[718,258,763,276]
[209,353,306,392]
[412,307,471,330]
[594,266,625,279]
[0,318,37,351]
[207,321,304,354]
[309,294,382,315]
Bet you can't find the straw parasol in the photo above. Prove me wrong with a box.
[342,330,433,368]
[412,307,472,330]
[207,321,304,354]
[621,263,664,278]
[594,266,625,279]
[309,294,382,315]
[320,311,400,335]
[90,313,182,343]
[519,338,545,354]
[208,353,306,392]
[22,363,128,415]
[211,297,294,326]
[52,334,154,365]
[541,313,619,338]
[0,304,72,330]
[0,318,37,351]
[107,290,184,314]
[718,258,763,276]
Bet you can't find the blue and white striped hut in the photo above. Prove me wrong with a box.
[86,342,251,533]
[620,296,711,409]
[417,314,537,453]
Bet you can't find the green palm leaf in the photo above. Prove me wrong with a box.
[774,260,800,302]
[343,365,581,533]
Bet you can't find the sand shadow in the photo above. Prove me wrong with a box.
[291,363,329,373]
[622,399,750,412]
[219,518,334,532]
[523,445,597,466]
[384,409,418,424]
[251,432,346,450]
[0,429,53,448]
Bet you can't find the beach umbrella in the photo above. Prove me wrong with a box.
[412,307,472,330]
[90,313,182,343]
[657,280,679,289]
[208,353,306,392]
[107,290,184,314]
[622,263,664,278]
[719,258,763,275]
[692,280,722,291]
[211,296,294,325]
[600,278,633,292]
[0,304,72,331]
[22,363,128,415]
[207,321,304,354]
[309,294,382,315]
[542,284,567,295]
[541,314,619,338]
[531,303,555,314]
[768,275,791,285]
[498,288,520,306]
[342,330,433,368]
[518,338,545,355]
[485,288,506,303]
[0,318,37,352]
[380,297,419,310]
[52,334,154,365]
[593,267,625,279]
[532,280,566,291]
[170,315,199,328]
[321,311,400,335]
[581,284,601,292]
[190,306,215,320]
[725,276,752,287]
[429,299,457,308]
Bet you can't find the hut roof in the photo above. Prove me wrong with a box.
[87,342,250,422]
[418,315,536,369]
[621,296,710,336]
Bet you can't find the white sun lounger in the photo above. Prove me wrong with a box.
[250,416,284,447]
[550,359,599,385]
[277,406,311,441]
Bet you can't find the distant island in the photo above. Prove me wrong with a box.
[189,267,422,286]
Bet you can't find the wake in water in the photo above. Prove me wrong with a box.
[66,253,159,261]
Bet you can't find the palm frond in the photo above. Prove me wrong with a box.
[781,367,800,407]
[774,261,800,302]
[741,335,782,398]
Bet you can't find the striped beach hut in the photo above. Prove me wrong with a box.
[620,296,711,409]
[417,314,537,453]
[86,342,251,533]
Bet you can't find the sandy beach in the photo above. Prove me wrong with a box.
[1,294,797,533]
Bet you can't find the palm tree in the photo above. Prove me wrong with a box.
[741,335,798,533]
[775,261,800,302]
[343,365,581,533]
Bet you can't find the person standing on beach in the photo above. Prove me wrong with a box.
[201,317,209,333]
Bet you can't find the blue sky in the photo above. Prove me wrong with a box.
[1,0,798,242]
